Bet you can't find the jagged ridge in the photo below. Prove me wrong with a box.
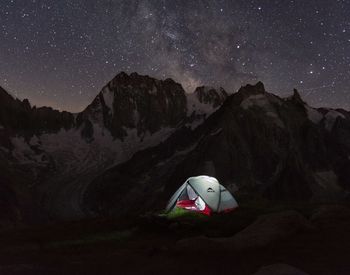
[1,75,350,225]
[84,82,350,217]
[0,73,228,224]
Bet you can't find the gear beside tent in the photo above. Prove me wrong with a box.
[165,175,238,216]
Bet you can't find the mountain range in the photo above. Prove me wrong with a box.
[1,72,349,226]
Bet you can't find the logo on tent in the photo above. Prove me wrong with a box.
[207,187,215,192]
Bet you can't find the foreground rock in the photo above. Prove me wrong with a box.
[310,205,350,227]
[176,211,314,251]
[311,205,350,220]
[231,210,314,250]
[252,263,309,275]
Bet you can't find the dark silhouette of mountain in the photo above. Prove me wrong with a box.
[83,82,350,217]
[1,74,350,225]
[0,86,74,134]
[0,72,227,225]
[77,72,187,140]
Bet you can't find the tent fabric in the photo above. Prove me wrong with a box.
[176,198,212,215]
[218,184,238,212]
[166,175,238,215]
[166,182,187,212]
[187,184,197,200]
[188,176,221,211]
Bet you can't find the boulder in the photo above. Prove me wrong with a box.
[310,205,350,224]
[252,263,309,275]
[230,211,314,250]
[176,211,314,251]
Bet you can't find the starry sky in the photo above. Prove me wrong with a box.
[1,0,349,112]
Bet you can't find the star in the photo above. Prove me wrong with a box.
[0,1,349,111]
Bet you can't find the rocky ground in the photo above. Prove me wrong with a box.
[1,203,350,275]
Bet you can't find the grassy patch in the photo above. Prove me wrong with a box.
[164,207,208,220]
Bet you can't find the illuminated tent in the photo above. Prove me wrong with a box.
[165,175,238,216]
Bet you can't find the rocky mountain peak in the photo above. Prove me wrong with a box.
[107,72,182,93]
[79,72,188,139]
[22,98,31,111]
[193,86,228,108]
[0,86,14,101]
[237,81,266,97]
[288,88,305,105]
[85,80,350,218]
[78,73,232,140]
[2,76,350,225]
[0,85,74,134]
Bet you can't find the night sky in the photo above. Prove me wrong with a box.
[1,0,349,112]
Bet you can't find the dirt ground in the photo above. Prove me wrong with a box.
[1,204,350,275]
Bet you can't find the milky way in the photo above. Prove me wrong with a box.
[0,0,349,111]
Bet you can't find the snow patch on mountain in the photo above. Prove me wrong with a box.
[110,125,175,165]
[241,94,284,128]
[186,92,216,116]
[32,124,174,220]
[133,109,140,125]
[314,170,342,195]
[8,120,178,220]
[11,137,32,163]
[241,94,269,109]
[149,85,158,95]
[87,96,104,124]
[185,92,222,130]
[9,119,176,176]
[29,136,40,147]
[324,110,345,131]
[11,137,47,165]
[210,128,223,136]
[102,86,114,115]
[305,106,323,124]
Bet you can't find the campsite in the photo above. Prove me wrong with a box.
[166,176,239,215]
[2,1,350,273]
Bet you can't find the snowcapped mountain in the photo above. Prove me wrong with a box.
[85,82,350,217]
[77,72,187,140]
[77,72,227,140]
[0,72,227,224]
[186,86,228,128]
[1,75,350,225]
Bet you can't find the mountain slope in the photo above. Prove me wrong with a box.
[0,73,226,224]
[2,75,349,224]
[84,82,350,217]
